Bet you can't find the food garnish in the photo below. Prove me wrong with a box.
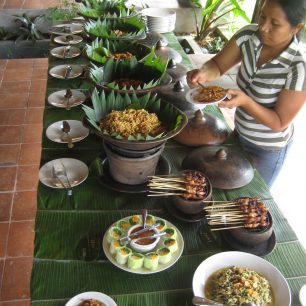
[78,299,105,306]
[99,108,165,139]
[193,85,226,103]
[112,78,144,89]
[205,266,273,306]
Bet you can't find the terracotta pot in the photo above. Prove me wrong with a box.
[170,170,212,214]
[228,211,273,246]
[104,142,165,185]
[173,109,228,146]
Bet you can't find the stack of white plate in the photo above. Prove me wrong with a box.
[142,8,176,34]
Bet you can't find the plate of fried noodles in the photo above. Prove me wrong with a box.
[192,251,291,306]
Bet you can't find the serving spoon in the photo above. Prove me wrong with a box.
[61,120,74,148]
[142,208,148,228]
[192,296,256,306]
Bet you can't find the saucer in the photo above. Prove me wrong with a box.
[300,284,306,306]
[49,23,83,36]
[39,158,89,189]
[50,46,81,59]
[47,89,86,108]
[53,34,83,45]
[221,229,276,257]
[46,120,89,144]
[165,196,206,223]
[97,155,170,193]
[49,65,83,79]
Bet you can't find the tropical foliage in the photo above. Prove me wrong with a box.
[191,0,250,41]
[84,17,146,40]
[83,88,185,141]
[78,0,138,20]
[86,38,152,64]
[90,51,168,91]
[1,13,47,42]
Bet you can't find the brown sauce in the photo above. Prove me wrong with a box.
[130,226,156,245]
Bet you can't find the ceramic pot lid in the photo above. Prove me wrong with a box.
[173,109,229,146]
[155,41,182,63]
[182,145,254,189]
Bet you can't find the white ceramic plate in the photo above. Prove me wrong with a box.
[39,158,89,189]
[46,120,89,144]
[103,215,184,274]
[185,86,227,106]
[49,23,84,35]
[65,291,116,306]
[49,64,83,79]
[192,251,291,306]
[47,89,86,109]
[300,284,306,306]
[54,34,83,45]
[50,46,82,59]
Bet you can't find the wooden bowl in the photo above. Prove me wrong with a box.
[170,170,212,215]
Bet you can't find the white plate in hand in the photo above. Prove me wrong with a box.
[46,120,89,144]
[39,158,89,189]
[185,86,227,106]
[65,291,116,306]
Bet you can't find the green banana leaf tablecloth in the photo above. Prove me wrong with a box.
[30,32,306,306]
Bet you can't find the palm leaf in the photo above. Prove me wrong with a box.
[89,52,168,91]
[82,88,186,141]
[84,17,145,40]
[86,38,152,64]
[78,0,138,20]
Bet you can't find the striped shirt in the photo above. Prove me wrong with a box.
[234,24,306,149]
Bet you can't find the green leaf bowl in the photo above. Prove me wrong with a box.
[84,17,146,40]
[82,89,188,150]
[78,0,139,21]
[89,53,171,95]
[86,38,152,65]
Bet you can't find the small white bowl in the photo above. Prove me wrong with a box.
[127,224,160,253]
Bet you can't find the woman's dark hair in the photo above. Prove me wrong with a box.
[276,0,306,26]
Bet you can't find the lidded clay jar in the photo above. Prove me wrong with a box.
[173,109,229,146]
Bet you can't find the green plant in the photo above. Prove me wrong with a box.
[3,13,46,42]
[191,0,250,41]
[0,27,7,40]
[44,0,78,21]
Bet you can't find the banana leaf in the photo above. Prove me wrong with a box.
[89,53,169,92]
[85,38,152,64]
[78,0,138,20]
[84,17,146,40]
[82,88,187,141]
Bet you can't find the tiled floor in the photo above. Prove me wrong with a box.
[0,58,48,306]
[1,0,60,9]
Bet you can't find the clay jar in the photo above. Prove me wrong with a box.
[173,109,228,146]
[104,141,165,185]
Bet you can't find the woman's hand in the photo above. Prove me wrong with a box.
[218,89,251,109]
[186,59,221,88]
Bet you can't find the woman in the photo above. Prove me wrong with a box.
[186,0,306,187]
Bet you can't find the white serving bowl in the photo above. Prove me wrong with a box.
[192,251,291,306]
[127,224,160,253]
[65,291,116,306]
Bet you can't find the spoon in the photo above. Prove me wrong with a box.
[131,231,166,243]
[142,208,148,228]
[197,81,207,89]
[192,296,224,306]
[64,88,73,110]
[61,120,74,148]
[192,297,256,306]
[64,65,72,79]
[62,45,71,59]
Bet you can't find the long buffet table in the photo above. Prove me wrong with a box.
[30,32,306,306]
